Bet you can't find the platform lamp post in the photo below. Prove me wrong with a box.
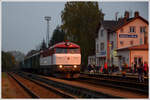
[44,16,51,48]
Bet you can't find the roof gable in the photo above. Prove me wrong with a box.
[115,16,148,31]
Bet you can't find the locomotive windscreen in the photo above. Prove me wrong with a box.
[55,48,80,54]
[55,48,67,53]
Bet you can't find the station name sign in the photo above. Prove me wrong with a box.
[119,34,138,38]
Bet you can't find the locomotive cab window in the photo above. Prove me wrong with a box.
[68,48,80,53]
[55,48,67,53]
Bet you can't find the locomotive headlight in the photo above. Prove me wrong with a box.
[59,65,63,68]
[74,65,77,68]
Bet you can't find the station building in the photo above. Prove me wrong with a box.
[116,11,148,67]
[88,11,148,68]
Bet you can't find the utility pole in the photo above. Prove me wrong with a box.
[44,16,51,48]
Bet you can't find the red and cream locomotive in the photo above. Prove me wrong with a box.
[23,41,81,78]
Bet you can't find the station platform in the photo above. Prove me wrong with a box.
[80,71,148,80]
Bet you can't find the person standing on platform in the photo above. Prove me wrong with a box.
[93,65,96,73]
[88,64,91,73]
[137,62,144,82]
[131,62,134,73]
[104,62,108,74]
[122,62,126,78]
[112,64,115,73]
[143,62,148,76]
[100,66,103,73]
[134,62,137,73]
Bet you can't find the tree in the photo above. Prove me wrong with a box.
[61,2,104,66]
[9,50,25,62]
[49,26,65,46]
[26,50,38,57]
[2,51,17,71]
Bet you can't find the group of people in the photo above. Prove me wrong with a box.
[87,63,109,74]
[133,61,148,82]
[87,61,148,82]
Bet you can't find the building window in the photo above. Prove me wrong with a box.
[122,57,125,63]
[129,26,135,33]
[101,30,104,37]
[96,44,99,53]
[134,57,137,64]
[120,41,124,45]
[140,26,146,33]
[100,42,104,51]
[110,41,114,49]
[120,28,124,32]
[130,40,133,45]
[140,38,143,44]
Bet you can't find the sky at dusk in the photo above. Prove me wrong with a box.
[2,1,148,54]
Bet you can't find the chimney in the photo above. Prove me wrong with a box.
[134,11,139,17]
[124,11,129,19]
[124,11,129,22]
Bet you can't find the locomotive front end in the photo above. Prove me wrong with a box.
[53,42,81,78]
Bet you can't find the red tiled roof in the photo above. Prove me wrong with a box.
[117,44,148,51]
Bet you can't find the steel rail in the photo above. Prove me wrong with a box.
[19,72,123,98]
[79,75,148,94]
[7,72,39,98]
[81,72,148,83]
[16,72,77,98]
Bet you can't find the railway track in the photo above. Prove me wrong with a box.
[81,72,148,84]
[12,71,148,98]
[15,72,122,98]
[79,74,148,94]
[8,72,74,98]
[7,72,39,98]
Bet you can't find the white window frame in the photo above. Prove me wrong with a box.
[129,26,136,33]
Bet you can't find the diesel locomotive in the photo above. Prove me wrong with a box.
[21,41,81,78]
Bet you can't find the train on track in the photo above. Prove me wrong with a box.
[21,41,81,78]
